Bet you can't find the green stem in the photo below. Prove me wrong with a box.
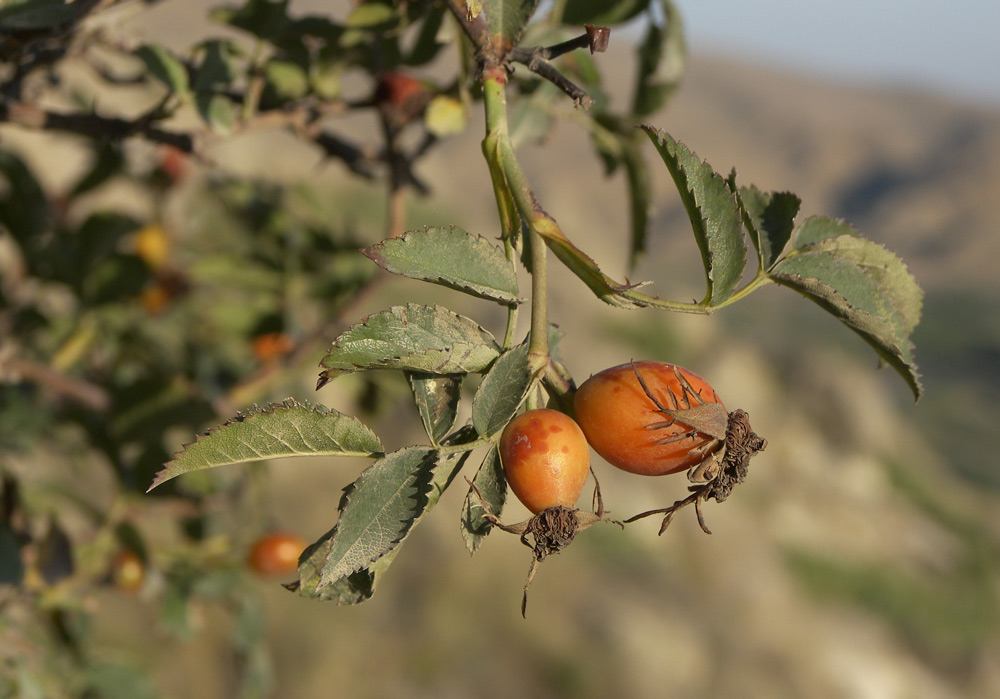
[483,69,551,371]
[527,227,549,366]
[482,72,521,350]
[709,272,773,310]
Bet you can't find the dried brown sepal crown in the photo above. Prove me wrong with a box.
[625,365,767,535]
[469,479,620,617]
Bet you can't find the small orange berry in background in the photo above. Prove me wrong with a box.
[248,532,306,576]
[251,332,295,363]
[133,223,171,271]
[499,409,591,514]
[111,550,145,592]
[158,145,188,183]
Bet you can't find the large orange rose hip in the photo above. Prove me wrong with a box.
[574,361,726,476]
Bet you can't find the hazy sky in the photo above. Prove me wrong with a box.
[674,0,1000,105]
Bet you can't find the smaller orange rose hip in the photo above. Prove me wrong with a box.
[499,409,590,514]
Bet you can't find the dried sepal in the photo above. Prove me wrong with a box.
[625,409,766,535]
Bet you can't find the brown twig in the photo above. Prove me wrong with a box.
[0,96,194,151]
[0,355,111,413]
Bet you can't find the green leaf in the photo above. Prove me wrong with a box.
[210,0,291,40]
[736,185,800,271]
[0,0,74,30]
[0,150,51,246]
[642,126,746,305]
[345,1,398,29]
[317,447,433,586]
[560,0,646,25]
[70,142,125,198]
[406,371,462,445]
[192,40,240,93]
[424,95,468,137]
[195,93,236,134]
[262,60,310,105]
[461,446,507,554]
[316,434,476,589]
[0,524,24,585]
[633,1,686,118]
[148,399,384,491]
[300,435,476,602]
[405,4,446,65]
[481,0,538,47]
[295,527,377,603]
[472,344,531,437]
[85,664,157,699]
[317,304,501,384]
[362,227,519,305]
[770,220,923,399]
[135,44,191,98]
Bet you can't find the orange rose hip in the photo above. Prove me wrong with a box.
[574,361,726,476]
[499,409,591,514]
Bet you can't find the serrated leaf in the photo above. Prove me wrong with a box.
[148,400,383,491]
[135,44,191,98]
[792,216,854,249]
[737,185,800,271]
[472,344,532,437]
[407,371,462,445]
[362,227,519,305]
[770,224,923,399]
[481,0,538,48]
[317,304,501,384]
[295,527,377,603]
[461,446,507,554]
[317,447,434,586]
[315,434,476,590]
[642,126,747,305]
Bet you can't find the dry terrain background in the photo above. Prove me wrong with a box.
[6,2,1000,696]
